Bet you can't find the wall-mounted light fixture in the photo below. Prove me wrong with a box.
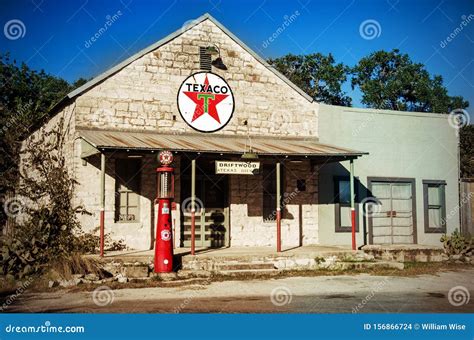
[206,45,228,70]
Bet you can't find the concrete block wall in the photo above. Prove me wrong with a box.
[318,104,460,247]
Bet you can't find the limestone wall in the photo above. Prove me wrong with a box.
[229,160,318,247]
[73,19,318,138]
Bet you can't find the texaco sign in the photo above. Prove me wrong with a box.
[177,72,234,133]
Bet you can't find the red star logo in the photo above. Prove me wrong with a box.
[183,75,229,123]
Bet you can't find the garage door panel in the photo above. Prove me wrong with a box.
[392,199,411,212]
[372,217,391,227]
[371,183,391,197]
[372,226,392,236]
[392,183,412,199]
[370,180,415,245]
[392,217,413,227]
[392,235,414,244]
[372,236,393,244]
[392,226,413,236]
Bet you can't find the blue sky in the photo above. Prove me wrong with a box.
[1,0,473,115]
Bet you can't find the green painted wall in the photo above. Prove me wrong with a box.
[318,104,460,247]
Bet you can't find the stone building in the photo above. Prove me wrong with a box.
[25,14,460,252]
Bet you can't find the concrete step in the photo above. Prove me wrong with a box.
[338,260,404,270]
[214,262,276,271]
[217,268,280,276]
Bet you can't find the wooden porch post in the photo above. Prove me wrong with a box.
[191,158,196,255]
[350,159,356,250]
[276,162,281,252]
[100,152,105,257]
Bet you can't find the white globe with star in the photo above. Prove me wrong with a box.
[177,72,234,133]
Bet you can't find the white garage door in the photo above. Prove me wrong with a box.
[370,181,415,244]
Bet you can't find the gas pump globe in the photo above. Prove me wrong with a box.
[154,150,174,273]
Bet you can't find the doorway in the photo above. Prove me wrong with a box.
[368,178,417,245]
[180,157,229,248]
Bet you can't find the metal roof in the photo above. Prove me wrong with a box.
[78,128,367,157]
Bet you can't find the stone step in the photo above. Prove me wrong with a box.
[337,260,404,270]
[217,268,280,276]
[214,262,276,271]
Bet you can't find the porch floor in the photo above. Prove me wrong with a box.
[100,245,353,260]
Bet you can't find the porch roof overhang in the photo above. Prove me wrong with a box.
[78,128,368,159]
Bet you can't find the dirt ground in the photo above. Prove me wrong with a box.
[2,266,473,313]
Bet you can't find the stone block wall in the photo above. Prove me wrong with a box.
[73,19,318,138]
[229,160,318,247]
[74,149,182,250]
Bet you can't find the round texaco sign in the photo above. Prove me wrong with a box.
[177,72,234,133]
[159,150,173,165]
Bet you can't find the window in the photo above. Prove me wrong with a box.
[115,159,141,222]
[199,46,212,71]
[262,164,284,222]
[334,176,359,232]
[423,180,446,233]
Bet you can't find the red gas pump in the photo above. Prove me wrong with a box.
[154,150,174,273]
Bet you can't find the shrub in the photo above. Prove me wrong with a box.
[440,229,473,256]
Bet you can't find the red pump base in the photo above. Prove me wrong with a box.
[154,198,173,273]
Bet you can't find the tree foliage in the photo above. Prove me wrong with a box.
[268,53,352,106]
[0,54,85,226]
[1,120,83,278]
[460,125,474,178]
[351,49,469,112]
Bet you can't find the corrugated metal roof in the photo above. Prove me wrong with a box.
[78,128,367,157]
